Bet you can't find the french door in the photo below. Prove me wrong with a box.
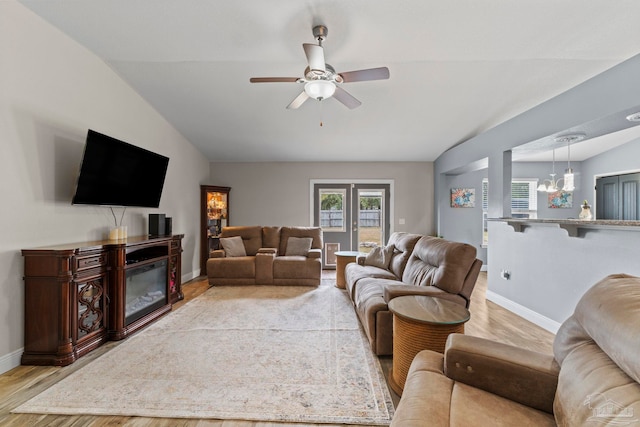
[313,182,391,268]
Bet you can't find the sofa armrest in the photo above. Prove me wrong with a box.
[258,247,278,255]
[210,249,226,258]
[444,334,559,414]
[307,248,322,259]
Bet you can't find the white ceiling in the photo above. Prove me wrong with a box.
[19,0,640,162]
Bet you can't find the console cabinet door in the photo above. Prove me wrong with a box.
[74,269,108,358]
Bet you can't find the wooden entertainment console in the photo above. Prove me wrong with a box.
[21,234,183,366]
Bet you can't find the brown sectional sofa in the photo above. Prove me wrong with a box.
[207,226,323,286]
[344,232,483,355]
[391,273,640,426]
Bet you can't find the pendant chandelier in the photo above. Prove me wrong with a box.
[537,148,562,192]
[537,134,584,192]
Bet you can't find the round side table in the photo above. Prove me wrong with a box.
[334,251,363,289]
[388,295,470,395]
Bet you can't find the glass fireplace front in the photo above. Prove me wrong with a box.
[125,259,168,325]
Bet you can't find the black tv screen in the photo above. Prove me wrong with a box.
[72,129,169,208]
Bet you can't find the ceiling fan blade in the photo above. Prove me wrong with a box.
[250,77,300,83]
[286,91,310,109]
[303,43,326,72]
[339,67,390,83]
[333,86,361,109]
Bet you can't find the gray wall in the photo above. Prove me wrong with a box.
[487,140,640,330]
[209,162,434,236]
[440,161,588,267]
[434,53,640,233]
[488,220,640,327]
[513,162,588,219]
[433,52,640,332]
[0,3,210,373]
[441,169,487,264]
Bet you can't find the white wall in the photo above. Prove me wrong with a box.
[0,2,210,373]
[209,162,434,235]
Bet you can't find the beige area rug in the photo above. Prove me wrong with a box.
[14,282,394,425]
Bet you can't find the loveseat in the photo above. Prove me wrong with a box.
[391,273,640,426]
[207,226,323,286]
[344,232,482,355]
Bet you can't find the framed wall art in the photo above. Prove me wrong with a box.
[548,190,573,208]
[451,188,475,208]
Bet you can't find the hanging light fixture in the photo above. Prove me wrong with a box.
[538,133,585,192]
[555,133,585,192]
[537,149,561,192]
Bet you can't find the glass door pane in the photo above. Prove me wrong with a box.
[314,184,351,268]
[356,189,384,253]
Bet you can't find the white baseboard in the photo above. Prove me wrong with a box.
[485,290,561,334]
[182,269,201,284]
[480,264,488,272]
[0,347,23,375]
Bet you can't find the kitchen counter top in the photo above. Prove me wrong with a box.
[488,217,640,236]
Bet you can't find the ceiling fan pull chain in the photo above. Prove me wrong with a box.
[319,100,324,127]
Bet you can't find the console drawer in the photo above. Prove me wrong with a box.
[76,253,107,272]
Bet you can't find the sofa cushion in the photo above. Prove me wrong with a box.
[284,237,312,256]
[221,226,263,256]
[273,256,320,280]
[553,273,640,426]
[402,236,477,294]
[262,226,282,251]
[207,256,255,279]
[553,338,640,426]
[279,226,322,255]
[220,236,247,257]
[391,350,556,427]
[344,264,398,299]
[364,245,394,269]
[558,273,640,382]
[385,232,422,278]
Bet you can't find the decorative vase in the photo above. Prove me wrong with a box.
[579,204,592,220]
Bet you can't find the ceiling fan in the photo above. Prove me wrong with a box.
[250,25,390,109]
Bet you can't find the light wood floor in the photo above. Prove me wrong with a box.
[0,271,554,426]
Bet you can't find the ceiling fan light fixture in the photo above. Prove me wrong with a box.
[304,80,336,101]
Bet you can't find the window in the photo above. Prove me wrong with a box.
[482,178,538,246]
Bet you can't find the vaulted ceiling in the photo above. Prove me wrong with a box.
[19,0,640,162]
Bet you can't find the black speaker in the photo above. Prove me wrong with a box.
[165,217,172,236]
[149,214,165,236]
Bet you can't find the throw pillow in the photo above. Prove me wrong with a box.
[220,236,247,257]
[364,244,394,269]
[285,237,313,256]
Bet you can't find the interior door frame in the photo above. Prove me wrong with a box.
[310,179,395,227]
[310,179,394,264]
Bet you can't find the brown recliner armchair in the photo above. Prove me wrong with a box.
[391,273,640,426]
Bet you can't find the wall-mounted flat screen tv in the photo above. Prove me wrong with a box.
[72,129,170,208]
